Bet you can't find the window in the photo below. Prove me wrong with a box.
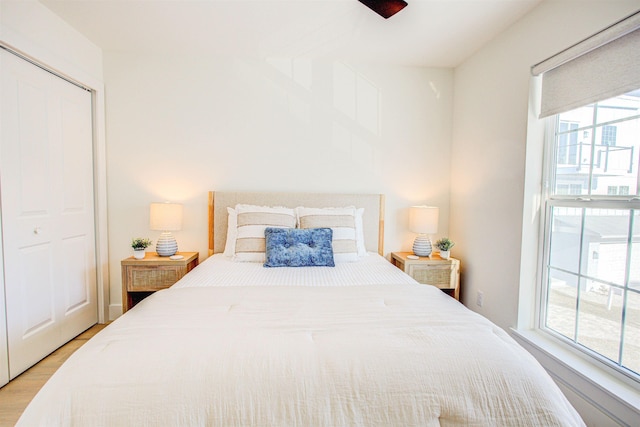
[542,90,640,380]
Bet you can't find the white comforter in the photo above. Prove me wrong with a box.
[18,257,584,426]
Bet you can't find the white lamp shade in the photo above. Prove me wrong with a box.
[409,206,439,234]
[150,202,183,231]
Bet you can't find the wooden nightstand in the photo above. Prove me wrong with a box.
[391,252,461,300]
[121,252,199,312]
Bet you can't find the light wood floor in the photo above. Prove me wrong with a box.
[0,324,108,426]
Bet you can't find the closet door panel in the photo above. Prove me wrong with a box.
[57,73,97,342]
[2,51,62,377]
[60,234,95,339]
[61,93,92,208]
[17,75,53,213]
[1,50,97,379]
[18,244,56,336]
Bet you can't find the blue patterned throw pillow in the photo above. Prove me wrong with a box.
[264,227,335,267]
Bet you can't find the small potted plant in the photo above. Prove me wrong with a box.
[435,237,455,260]
[131,238,152,259]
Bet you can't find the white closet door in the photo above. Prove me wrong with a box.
[0,49,98,379]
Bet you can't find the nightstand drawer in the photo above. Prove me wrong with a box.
[127,266,182,291]
[407,264,457,290]
[391,252,461,300]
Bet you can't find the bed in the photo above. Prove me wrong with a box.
[17,191,584,426]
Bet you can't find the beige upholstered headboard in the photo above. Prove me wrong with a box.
[208,191,385,256]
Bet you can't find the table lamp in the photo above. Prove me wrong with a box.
[409,205,439,257]
[150,202,183,256]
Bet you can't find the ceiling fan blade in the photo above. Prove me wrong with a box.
[358,0,408,19]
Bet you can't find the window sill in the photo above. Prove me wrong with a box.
[511,328,639,425]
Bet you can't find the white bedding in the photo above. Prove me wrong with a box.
[18,256,584,426]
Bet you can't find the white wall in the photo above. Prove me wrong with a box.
[0,1,102,85]
[450,0,639,330]
[104,53,453,316]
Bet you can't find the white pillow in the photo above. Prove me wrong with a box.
[296,206,359,262]
[223,207,237,257]
[233,204,296,262]
[225,205,367,259]
[355,208,367,257]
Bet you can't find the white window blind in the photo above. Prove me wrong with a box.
[532,11,640,118]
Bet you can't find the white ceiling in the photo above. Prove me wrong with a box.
[39,0,542,67]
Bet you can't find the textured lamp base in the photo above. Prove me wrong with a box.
[412,235,433,257]
[156,232,178,256]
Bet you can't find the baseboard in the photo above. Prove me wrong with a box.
[108,304,123,321]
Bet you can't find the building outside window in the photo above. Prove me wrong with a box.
[557,122,579,165]
[602,124,618,146]
[542,89,640,381]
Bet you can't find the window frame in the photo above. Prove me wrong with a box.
[538,105,640,387]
